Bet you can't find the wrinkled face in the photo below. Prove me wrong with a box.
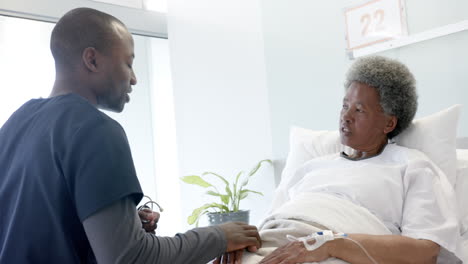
[97,24,137,112]
[339,81,394,151]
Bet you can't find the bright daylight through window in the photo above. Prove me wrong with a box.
[91,0,167,12]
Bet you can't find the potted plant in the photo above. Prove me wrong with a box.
[181,159,272,226]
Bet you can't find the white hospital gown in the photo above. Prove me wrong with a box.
[271,143,464,263]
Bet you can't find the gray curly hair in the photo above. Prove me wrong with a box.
[344,56,418,139]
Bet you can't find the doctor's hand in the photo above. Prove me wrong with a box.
[213,222,261,264]
[138,208,160,234]
[259,240,332,264]
[219,222,261,252]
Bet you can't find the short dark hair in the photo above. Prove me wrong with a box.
[50,8,125,69]
[344,56,418,139]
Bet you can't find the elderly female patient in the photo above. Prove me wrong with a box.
[243,56,462,264]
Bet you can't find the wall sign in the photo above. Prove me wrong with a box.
[344,0,407,50]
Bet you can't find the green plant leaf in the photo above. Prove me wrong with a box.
[206,191,231,207]
[239,192,248,200]
[225,185,232,197]
[232,171,243,209]
[232,171,244,203]
[206,187,230,207]
[195,210,211,227]
[248,159,273,176]
[181,175,212,188]
[208,202,230,212]
[240,189,264,197]
[188,213,200,226]
[187,202,232,225]
[206,190,222,196]
[187,203,214,225]
[240,178,249,187]
[221,195,230,205]
[202,172,229,186]
[234,171,243,190]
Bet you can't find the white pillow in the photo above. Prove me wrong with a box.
[281,128,341,181]
[283,128,338,170]
[394,104,461,186]
[282,105,462,186]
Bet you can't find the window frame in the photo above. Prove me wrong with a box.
[0,0,167,38]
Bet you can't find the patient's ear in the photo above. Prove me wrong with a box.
[384,115,397,134]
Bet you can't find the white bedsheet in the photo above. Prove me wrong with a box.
[242,193,391,264]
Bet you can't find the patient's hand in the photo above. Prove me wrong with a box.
[260,240,332,264]
[138,208,160,234]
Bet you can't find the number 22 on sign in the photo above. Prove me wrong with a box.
[344,0,407,50]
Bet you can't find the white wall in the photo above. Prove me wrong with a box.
[167,0,275,230]
[260,0,468,163]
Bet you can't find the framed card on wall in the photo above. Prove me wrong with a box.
[344,0,407,51]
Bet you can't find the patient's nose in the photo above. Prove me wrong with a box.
[341,109,353,122]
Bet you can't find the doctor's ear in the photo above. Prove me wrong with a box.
[384,116,397,134]
[82,47,100,72]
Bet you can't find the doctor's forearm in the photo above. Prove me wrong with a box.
[84,197,227,264]
[328,234,439,264]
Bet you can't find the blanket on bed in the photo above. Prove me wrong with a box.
[242,193,392,264]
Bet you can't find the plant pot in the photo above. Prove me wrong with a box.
[207,210,250,226]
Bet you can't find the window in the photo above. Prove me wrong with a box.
[144,0,168,13]
[0,16,54,126]
[90,0,167,13]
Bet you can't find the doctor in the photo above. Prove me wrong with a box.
[0,7,260,264]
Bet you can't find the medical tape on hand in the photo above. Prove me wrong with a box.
[286,230,347,251]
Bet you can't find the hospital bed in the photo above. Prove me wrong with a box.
[273,104,468,262]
